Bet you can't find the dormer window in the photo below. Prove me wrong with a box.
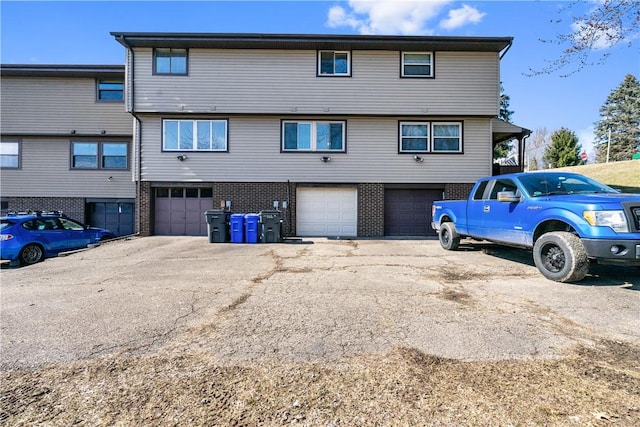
[154,48,188,75]
[318,51,351,76]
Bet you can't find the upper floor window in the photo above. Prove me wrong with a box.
[0,141,20,168]
[96,79,124,101]
[401,52,433,78]
[71,142,128,169]
[282,121,346,152]
[399,121,462,153]
[318,51,351,76]
[163,119,228,151]
[154,48,188,75]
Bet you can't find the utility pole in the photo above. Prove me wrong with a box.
[606,128,611,163]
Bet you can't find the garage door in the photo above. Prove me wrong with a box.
[88,201,134,237]
[296,187,357,237]
[384,189,442,237]
[154,188,213,236]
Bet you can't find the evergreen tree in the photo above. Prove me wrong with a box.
[544,128,582,168]
[594,74,640,162]
[494,83,515,159]
[528,156,539,171]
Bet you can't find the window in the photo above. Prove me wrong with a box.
[400,122,429,152]
[0,141,20,168]
[473,181,489,200]
[318,51,351,76]
[163,119,228,151]
[489,178,518,200]
[97,79,124,101]
[402,52,433,77]
[282,121,345,152]
[399,121,462,153]
[432,123,462,152]
[154,48,188,75]
[71,142,128,169]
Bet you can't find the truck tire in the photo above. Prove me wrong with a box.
[533,232,589,283]
[439,222,460,251]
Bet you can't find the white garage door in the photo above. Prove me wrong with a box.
[296,187,357,237]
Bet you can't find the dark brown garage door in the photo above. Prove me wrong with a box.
[384,189,442,237]
[154,187,213,236]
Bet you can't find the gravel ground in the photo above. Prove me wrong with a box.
[1,236,639,425]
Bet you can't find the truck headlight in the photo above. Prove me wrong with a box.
[583,210,629,233]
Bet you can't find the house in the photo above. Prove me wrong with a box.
[0,65,136,235]
[1,33,530,239]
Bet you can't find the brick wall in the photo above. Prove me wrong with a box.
[358,183,385,237]
[138,181,152,236]
[8,197,85,222]
[213,182,294,236]
[444,183,475,200]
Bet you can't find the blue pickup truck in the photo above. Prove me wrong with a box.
[431,171,640,282]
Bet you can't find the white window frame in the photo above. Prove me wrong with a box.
[282,120,346,152]
[162,119,228,152]
[432,122,463,153]
[399,122,430,152]
[401,52,433,78]
[0,141,20,169]
[399,121,463,153]
[318,51,351,76]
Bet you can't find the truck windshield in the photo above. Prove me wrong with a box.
[518,173,618,197]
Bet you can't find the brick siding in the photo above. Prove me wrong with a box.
[358,183,385,237]
[7,197,85,222]
[443,183,475,200]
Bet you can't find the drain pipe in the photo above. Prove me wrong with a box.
[116,35,143,235]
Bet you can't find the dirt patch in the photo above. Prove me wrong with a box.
[1,340,639,426]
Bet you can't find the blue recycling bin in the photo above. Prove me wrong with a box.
[244,214,260,244]
[230,214,245,243]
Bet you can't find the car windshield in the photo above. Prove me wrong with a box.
[518,172,618,197]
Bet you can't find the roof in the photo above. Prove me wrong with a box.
[111,32,513,53]
[0,64,124,78]
[492,119,531,143]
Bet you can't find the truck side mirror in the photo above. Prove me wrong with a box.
[497,191,521,203]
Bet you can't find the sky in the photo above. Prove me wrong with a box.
[1,0,637,163]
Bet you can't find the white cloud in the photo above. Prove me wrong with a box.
[439,4,486,30]
[327,0,453,35]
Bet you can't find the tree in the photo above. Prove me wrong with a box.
[594,74,640,162]
[545,128,582,168]
[528,0,640,76]
[528,156,539,171]
[494,83,515,159]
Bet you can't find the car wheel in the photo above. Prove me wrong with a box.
[19,244,44,266]
[533,232,589,282]
[439,222,460,251]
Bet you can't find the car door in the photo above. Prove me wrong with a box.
[57,217,92,250]
[481,178,527,245]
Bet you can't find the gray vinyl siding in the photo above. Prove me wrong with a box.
[0,76,132,135]
[0,137,135,198]
[131,49,500,116]
[138,116,491,183]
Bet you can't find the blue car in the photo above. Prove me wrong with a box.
[0,212,115,266]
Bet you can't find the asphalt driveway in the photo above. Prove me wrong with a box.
[1,236,639,370]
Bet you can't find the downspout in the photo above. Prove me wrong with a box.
[116,35,143,235]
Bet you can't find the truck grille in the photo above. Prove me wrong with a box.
[621,202,640,232]
[633,207,640,232]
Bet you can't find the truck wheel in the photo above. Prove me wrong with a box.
[533,232,589,283]
[439,222,460,251]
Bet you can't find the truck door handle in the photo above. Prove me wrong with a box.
[483,205,490,213]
